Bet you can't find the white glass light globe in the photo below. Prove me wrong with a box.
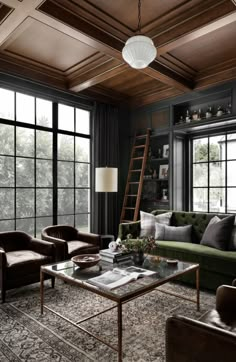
[122,35,157,69]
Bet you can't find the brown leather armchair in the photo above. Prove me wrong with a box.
[41,225,100,261]
[0,231,55,303]
[166,282,236,362]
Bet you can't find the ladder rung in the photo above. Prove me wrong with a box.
[134,145,145,149]
[130,169,142,172]
[132,157,144,160]
[126,194,138,197]
[121,220,133,223]
[136,134,147,139]
[129,182,139,184]
[124,207,135,210]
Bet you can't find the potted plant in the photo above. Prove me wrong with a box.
[120,234,157,265]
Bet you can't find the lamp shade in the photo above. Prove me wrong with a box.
[95,167,118,192]
[122,35,157,69]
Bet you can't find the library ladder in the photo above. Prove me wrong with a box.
[120,129,151,223]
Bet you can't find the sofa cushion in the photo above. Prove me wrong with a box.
[155,224,192,242]
[140,211,172,238]
[67,240,98,255]
[200,215,235,250]
[6,250,47,267]
[155,241,236,276]
[229,218,236,251]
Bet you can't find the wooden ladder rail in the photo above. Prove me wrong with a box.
[120,129,151,223]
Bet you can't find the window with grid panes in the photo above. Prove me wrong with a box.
[0,87,91,236]
[57,104,91,232]
[192,133,236,213]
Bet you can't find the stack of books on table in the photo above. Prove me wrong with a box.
[100,249,132,263]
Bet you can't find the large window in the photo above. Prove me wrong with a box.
[57,104,90,231]
[192,133,236,213]
[0,87,91,236]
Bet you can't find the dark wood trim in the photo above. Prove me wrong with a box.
[157,10,236,56]
[69,61,127,92]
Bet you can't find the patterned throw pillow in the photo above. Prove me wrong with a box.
[155,223,192,242]
[140,211,172,238]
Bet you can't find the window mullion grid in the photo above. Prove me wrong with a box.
[53,102,58,225]
[225,133,228,213]
[207,137,210,213]
[34,97,36,236]
[74,108,76,227]
[14,91,16,230]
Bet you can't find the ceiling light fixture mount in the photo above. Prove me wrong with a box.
[122,0,157,69]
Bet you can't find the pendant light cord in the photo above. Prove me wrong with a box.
[138,0,142,34]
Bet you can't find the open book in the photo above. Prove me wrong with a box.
[87,266,156,290]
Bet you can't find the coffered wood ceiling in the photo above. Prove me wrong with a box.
[0,0,236,108]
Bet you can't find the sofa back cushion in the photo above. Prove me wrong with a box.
[229,223,236,251]
[200,215,235,250]
[170,212,233,244]
[155,224,192,242]
[140,210,172,238]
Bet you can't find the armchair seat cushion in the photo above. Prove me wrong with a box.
[200,309,236,333]
[67,240,99,256]
[6,250,48,267]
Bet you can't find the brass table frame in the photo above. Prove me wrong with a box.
[40,262,200,362]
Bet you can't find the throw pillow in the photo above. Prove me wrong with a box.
[140,211,172,238]
[229,223,236,251]
[154,223,165,240]
[200,215,235,250]
[155,223,192,242]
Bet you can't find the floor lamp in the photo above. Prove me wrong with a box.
[95,167,118,235]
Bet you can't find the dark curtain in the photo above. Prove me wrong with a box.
[92,102,120,237]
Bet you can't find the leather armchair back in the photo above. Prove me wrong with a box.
[42,225,78,241]
[166,315,236,362]
[0,231,31,252]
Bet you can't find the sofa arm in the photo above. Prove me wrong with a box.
[77,231,100,247]
[216,285,236,312]
[0,247,6,269]
[118,221,141,240]
[41,234,67,261]
[30,238,55,258]
[166,315,236,362]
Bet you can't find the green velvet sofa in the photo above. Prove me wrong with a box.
[118,210,236,291]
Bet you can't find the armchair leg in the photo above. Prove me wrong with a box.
[51,277,55,289]
[1,288,5,303]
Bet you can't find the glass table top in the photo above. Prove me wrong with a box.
[42,256,198,300]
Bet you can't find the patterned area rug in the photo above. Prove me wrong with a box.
[0,280,215,362]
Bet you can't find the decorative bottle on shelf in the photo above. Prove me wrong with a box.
[178,115,184,124]
[226,103,232,114]
[162,189,168,201]
[198,108,202,120]
[205,106,212,119]
[185,109,191,123]
[192,110,198,121]
[216,105,224,117]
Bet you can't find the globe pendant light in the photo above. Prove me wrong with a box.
[122,0,157,69]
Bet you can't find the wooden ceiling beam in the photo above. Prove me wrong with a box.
[69,61,128,92]
[37,0,193,92]
[157,6,236,55]
[141,61,194,91]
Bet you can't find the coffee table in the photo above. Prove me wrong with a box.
[40,256,199,362]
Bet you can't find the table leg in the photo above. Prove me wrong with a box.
[40,269,44,315]
[118,302,122,362]
[196,267,200,311]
